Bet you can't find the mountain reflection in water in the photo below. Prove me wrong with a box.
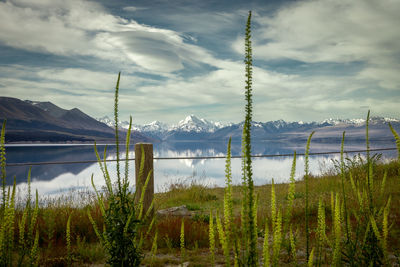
[4,140,397,199]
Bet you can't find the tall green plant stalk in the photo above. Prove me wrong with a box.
[262,221,270,267]
[304,131,314,261]
[316,198,326,266]
[114,72,122,197]
[332,194,342,266]
[88,73,151,266]
[223,137,234,266]
[285,151,297,227]
[339,132,350,241]
[209,211,215,266]
[0,121,28,266]
[150,231,158,267]
[66,214,72,266]
[180,218,185,263]
[388,122,400,175]
[242,10,257,266]
[272,209,282,266]
[1,120,6,211]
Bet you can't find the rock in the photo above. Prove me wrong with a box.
[156,205,193,218]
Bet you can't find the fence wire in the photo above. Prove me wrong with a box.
[4,147,397,167]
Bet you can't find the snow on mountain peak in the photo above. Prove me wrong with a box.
[141,121,168,132]
[174,114,216,132]
[97,114,399,137]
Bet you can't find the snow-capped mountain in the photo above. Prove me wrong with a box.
[137,121,169,133]
[321,117,399,126]
[97,115,400,142]
[98,115,226,133]
[171,115,226,133]
[97,116,133,130]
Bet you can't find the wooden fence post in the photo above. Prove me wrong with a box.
[135,143,154,215]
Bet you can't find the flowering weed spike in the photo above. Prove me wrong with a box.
[1,120,6,210]
[209,211,215,266]
[333,194,342,265]
[271,178,276,227]
[289,225,297,264]
[263,221,270,267]
[286,151,297,225]
[66,214,72,266]
[308,247,315,267]
[305,131,315,261]
[181,218,185,263]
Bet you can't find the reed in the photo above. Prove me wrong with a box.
[316,198,326,266]
[88,73,152,266]
[65,213,72,266]
[150,231,158,267]
[262,221,270,267]
[272,209,282,266]
[389,123,400,175]
[304,131,315,261]
[289,225,297,265]
[224,137,234,260]
[241,10,258,267]
[0,120,11,266]
[209,211,215,266]
[308,247,315,267]
[180,218,185,263]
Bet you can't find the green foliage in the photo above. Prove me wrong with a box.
[272,209,282,266]
[0,179,16,266]
[389,122,400,175]
[285,151,297,226]
[262,221,270,267]
[150,231,158,267]
[209,211,215,266]
[308,247,315,267]
[221,137,234,266]
[289,225,297,265]
[66,214,72,266]
[304,131,315,261]
[242,10,257,267]
[1,120,6,210]
[332,194,341,266]
[316,198,326,265]
[217,11,258,266]
[224,137,234,255]
[88,73,151,266]
[180,218,185,263]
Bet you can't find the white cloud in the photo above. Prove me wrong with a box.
[122,6,148,12]
[248,0,400,62]
[232,0,400,90]
[1,59,398,124]
[0,0,218,74]
[1,0,399,124]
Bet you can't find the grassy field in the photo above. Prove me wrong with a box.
[0,158,398,266]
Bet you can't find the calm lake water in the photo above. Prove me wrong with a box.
[4,139,397,200]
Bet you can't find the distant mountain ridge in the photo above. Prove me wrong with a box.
[0,97,151,143]
[98,114,400,143]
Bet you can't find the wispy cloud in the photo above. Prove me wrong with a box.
[0,0,218,74]
[122,6,148,12]
[0,0,399,124]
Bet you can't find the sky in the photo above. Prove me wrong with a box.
[0,0,399,124]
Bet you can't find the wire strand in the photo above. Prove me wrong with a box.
[4,147,397,167]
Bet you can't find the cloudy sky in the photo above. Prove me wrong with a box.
[0,0,399,124]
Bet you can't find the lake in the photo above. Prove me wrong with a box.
[4,138,398,200]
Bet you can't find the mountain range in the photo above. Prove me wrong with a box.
[0,97,150,143]
[98,114,400,144]
[1,96,398,144]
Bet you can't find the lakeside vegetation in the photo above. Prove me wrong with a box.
[1,11,400,267]
[0,152,399,266]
